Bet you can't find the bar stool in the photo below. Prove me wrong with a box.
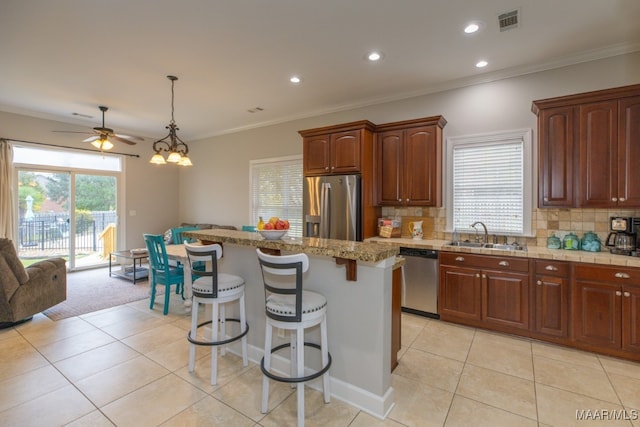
[256,249,331,427]
[185,242,249,385]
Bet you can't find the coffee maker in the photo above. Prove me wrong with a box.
[606,217,640,255]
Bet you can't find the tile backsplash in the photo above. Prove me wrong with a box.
[381,206,640,248]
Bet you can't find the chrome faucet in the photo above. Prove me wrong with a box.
[470,221,488,244]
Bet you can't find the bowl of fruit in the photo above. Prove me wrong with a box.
[257,217,290,240]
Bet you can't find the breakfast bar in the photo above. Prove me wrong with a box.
[183,229,400,418]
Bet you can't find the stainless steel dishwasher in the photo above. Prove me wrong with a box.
[399,247,439,318]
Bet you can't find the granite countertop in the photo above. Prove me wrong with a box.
[183,229,399,263]
[368,237,640,268]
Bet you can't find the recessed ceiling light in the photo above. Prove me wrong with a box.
[464,23,480,34]
[476,60,488,68]
[367,51,383,62]
[289,76,301,84]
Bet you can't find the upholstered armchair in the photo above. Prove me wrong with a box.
[0,238,66,326]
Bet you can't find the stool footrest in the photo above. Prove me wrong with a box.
[260,342,332,383]
[187,318,249,347]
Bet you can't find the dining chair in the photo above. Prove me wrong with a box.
[171,226,200,244]
[143,233,184,315]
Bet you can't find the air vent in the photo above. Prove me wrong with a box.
[247,107,264,113]
[498,9,519,31]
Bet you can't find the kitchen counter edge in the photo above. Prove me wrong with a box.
[183,229,399,263]
[367,237,640,268]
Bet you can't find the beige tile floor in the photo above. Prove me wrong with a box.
[1,292,639,427]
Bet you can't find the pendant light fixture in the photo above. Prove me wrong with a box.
[150,75,193,166]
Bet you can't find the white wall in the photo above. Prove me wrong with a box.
[2,52,639,245]
[181,52,640,228]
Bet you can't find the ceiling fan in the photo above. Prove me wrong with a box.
[53,105,144,149]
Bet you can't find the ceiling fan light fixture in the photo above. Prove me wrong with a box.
[91,138,113,151]
[150,75,193,166]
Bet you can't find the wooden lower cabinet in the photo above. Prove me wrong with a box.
[534,260,569,338]
[573,263,640,356]
[439,252,529,331]
[438,253,640,361]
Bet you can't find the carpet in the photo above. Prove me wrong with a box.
[43,267,162,321]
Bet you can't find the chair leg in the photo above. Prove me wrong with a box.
[188,299,198,372]
[210,301,219,385]
[290,329,297,388]
[321,316,330,403]
[296,325,305,427]
[240,294,248,366]
[261,323,273,414]
[220,303,226,356]
[149,278,156,310]
[163,284,171,315]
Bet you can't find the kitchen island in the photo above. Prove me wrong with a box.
[183,229,400,418]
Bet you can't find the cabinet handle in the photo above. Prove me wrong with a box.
[325,166,329,170]
[619,197,626,202]
[498,260,509,267]
[616,290,622,296]
[331,166,335,170]
[455,256,465,262]
[537,280,542,285]
[544,197,549,202]
[406,198,410,202]
[624,291,631,297]
[475,273,480,278]
[615,272,631,279]
[545,265,558,271]
[482,274,486,279]
[398,198,402,202]
[612,197,618,202]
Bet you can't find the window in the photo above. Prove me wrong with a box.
[250,155,303,237]
[446,129,532,236]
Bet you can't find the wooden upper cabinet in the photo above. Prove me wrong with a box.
[533,84,640,208]
[578,101,618,207]
[618,96,640,207]
[375,116,446,207]
[301,122,374,176]
[537,107,575,207]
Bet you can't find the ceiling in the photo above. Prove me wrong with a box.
[1,0,639,143]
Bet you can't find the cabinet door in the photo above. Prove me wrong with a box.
[303,134,331,175]
[376,130,403,205]
[578,101,618,207]
[404,126,440,206]
[618,96,640,207]
[439,265,482,321]
[331,130,361,174]
[535,275,568,337]
[622,286,640,353]
[538,107,575,207]
[573,280,621,349]
[482,270,530,330]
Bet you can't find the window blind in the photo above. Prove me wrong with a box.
[452,139,524,234]
[250,156,303,237]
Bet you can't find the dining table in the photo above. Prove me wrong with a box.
[163,243,193,310]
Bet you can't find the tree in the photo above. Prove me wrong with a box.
[75,175,116,211]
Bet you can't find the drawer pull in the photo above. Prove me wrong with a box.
[498,260,509,266]
[544,265,558,271]
[616,290,622,296]
[455,256,465,262]
[536,280,542,285]
[615,272,631,279]
[624,291,631,297]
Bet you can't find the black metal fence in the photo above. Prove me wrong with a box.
[18,211,117,252]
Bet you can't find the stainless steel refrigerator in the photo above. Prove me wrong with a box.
[303,174,361,241]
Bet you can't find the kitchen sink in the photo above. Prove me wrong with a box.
[446,241,526,251]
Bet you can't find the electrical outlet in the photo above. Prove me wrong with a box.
[277,328,285,339]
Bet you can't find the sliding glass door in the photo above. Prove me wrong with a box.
[13,145,122,270]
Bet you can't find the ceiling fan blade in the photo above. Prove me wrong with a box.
[114,133,144,142]
[83,135,100,143]
[113,135,137,145]
[52,130,94,135]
